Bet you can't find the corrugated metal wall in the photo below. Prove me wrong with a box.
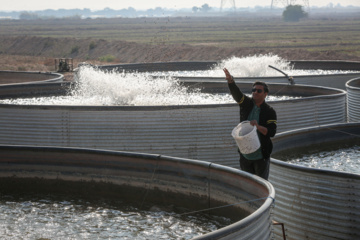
[0,145,275,240]
[1,62,360,239]
[98,61,360,90]
[0,71,63,85]
[178,73,360,90]
[273,91,347,132]
[290,60,360,71]
[97,60,360,73]
[97,61,218,73]
[0,83,346,169]
[346,78,360,122]
[270,123,360,240]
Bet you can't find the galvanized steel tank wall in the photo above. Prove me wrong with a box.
[99,60,360,90]
[0,71,64,85]
[0,82,346,168]
[0,145,275,240]
[178,73,360,91]
[290,60,360,71]
[98,60,360,73]
[97,61,218,72]
[346,78,360,122]
[269,123,360,240]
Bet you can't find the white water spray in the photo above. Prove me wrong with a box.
[0,55,304,106]
[69,67,233,106]
[154,54,293,77]
[154,54,358,77]
[214,54,294,77]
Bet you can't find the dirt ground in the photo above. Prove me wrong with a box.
[1,36,359,74]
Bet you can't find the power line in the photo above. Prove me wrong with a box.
[271,0,289,9]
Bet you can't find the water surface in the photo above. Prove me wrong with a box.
[281,145,360,174]
[0,194,231,240]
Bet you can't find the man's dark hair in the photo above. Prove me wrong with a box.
[253,81,269,93]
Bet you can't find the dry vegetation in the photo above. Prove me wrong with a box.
[0,16,359,72]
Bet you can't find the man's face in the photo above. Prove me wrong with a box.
[252,85,267,103]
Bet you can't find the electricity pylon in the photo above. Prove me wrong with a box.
[220,0,236,11]
[271,0,289,9]
[293,0,310,11]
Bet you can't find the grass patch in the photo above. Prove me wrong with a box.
[89,41,97,50]
[71,46,80,54]
[99,54,116,62]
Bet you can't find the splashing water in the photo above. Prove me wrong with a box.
[0,194,231,240]
[213,54,294,77]
[0,66,293,106]
[154,54,358,77]
[68,67,234,106]
[0,55,303,106]
[287,145,360,174]
[0,66,296,106]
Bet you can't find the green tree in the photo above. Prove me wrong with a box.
[192,6,199,13]
[200,4,211,12]
[282,5,308,22]
[19,12,40,20]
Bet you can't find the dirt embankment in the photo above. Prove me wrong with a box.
[1,36,359,66]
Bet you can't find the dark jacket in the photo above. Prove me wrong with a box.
[228,82,277,159]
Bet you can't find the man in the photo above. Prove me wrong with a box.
[223,68,277,180]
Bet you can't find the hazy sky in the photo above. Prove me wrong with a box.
[2,0,360,12]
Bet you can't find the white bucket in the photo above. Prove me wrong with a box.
[231,121,261,154]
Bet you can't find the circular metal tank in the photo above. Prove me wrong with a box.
[0,70,64,85]
[97,60,360,90]
[346,77,360,122]
[0,145,275,240]
[0,82,346,168]
[269,122,360,240]
[178,74,360,91]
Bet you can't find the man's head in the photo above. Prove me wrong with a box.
[252,81,269,105]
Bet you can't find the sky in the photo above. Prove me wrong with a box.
[1,0,360,12]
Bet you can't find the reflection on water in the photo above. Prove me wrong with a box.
[287,145,360,174]
[0,194,231,240]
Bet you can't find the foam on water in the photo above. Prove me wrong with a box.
[287,145,360,174]
[0,194,231,239]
